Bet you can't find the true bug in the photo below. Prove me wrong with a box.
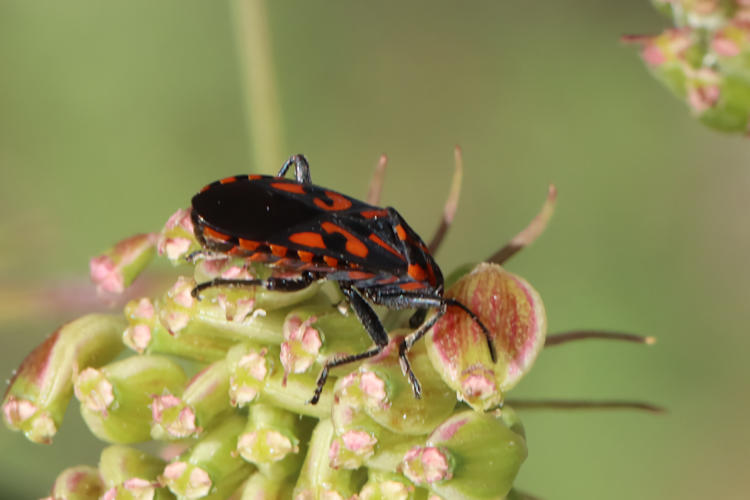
[190,155,496,404]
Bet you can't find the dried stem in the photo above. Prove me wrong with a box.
[428,146,464,254]
[505,399,665,414]
[231,0,285,170]
[366,154,388,205]
[487,184,557,265]
[545,330,656,347]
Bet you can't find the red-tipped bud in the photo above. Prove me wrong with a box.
[90,233,159,294]
[428,263,546,411]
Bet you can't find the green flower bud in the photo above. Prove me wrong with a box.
[357,336,456,436]
[151,359,231,440]
[2,314,125,443]
[401,409,527,500]
[161,415,253,500]
[98,445,173,500]
[123,295,239,363]
[74,355,187,443]
[226,341,334,419]
[237,403,311,480]
[293,419,366,499]
[359,470,425,500]
[652,0,738,29]
[279,305,371,383]
[238,471,293,500]
[427,263,546,411]
[43,465,104,500]
[90,233,158,294]
[158,209,200,263]
[226,342,275,407]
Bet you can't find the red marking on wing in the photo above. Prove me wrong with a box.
[220,176,237,184]
[270,244,288,257]
[297,250,315,263]
[321,222,369,258]
[395,224,407,241]
[239,238,261,251]
[347,271,376,280]
[323,256,339,267]
[360,209,389,219]
[376,276,399,285]
[271,182,306,194]
[204,226,231,241]
[249,175,262,180]
[399,281,426,291]
[407,263,427,281]
[314,191,353,211]
[289,232,326,249]
[368,233,405,260]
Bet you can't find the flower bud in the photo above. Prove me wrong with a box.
[98,445,171,500]
[161,415,253,499]
[2,314,125,443]
[359,470,423,500]
[90,233,159,294]
[238,471,293,500]
[74,355,187,443]
[151,359,231,440]
[293,419,365,500]
[43,465,104,500]
[237,403,310,480]
[158,208,199,263]
[401,409,527,500]
[427,263,546,411]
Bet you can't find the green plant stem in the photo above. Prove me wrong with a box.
[231,0,285,170]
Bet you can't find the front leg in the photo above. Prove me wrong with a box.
[309,284,390,404]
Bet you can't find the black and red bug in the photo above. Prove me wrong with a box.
[189,154,496,404]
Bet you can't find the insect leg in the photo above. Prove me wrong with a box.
[191,271,318,299]
[309,284,390,404]
[398,304,446,398]
[276,154,312,184]
[372,292,497,363]
[408,308,428,328]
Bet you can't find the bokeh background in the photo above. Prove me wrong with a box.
[1,1,749,499]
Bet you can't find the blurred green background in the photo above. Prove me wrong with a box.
[2,1,749,499]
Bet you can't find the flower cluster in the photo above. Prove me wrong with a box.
[3,157,653,499]
[627,0,750,133]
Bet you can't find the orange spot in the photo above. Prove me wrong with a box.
[395,224,407,241]
[369,234,404,260]
[408,264,427,281]
[249,175,262,180]
[271,182,306,194]
[314,191,353,211]
[270,244,288,257]
[399,282,426,291]
[297,250,315,262]
[249,253,269,262]
[360,209,388,219]
[239,238,260,251]
[204,226,231,241]
[289,232,326,249]
[377,276,399,285]
[220,176,237,184]
[323,256,339,267]
[348,271,375,280]
[321,222,369,258]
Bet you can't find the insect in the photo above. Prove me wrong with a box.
[190,154,496,404]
